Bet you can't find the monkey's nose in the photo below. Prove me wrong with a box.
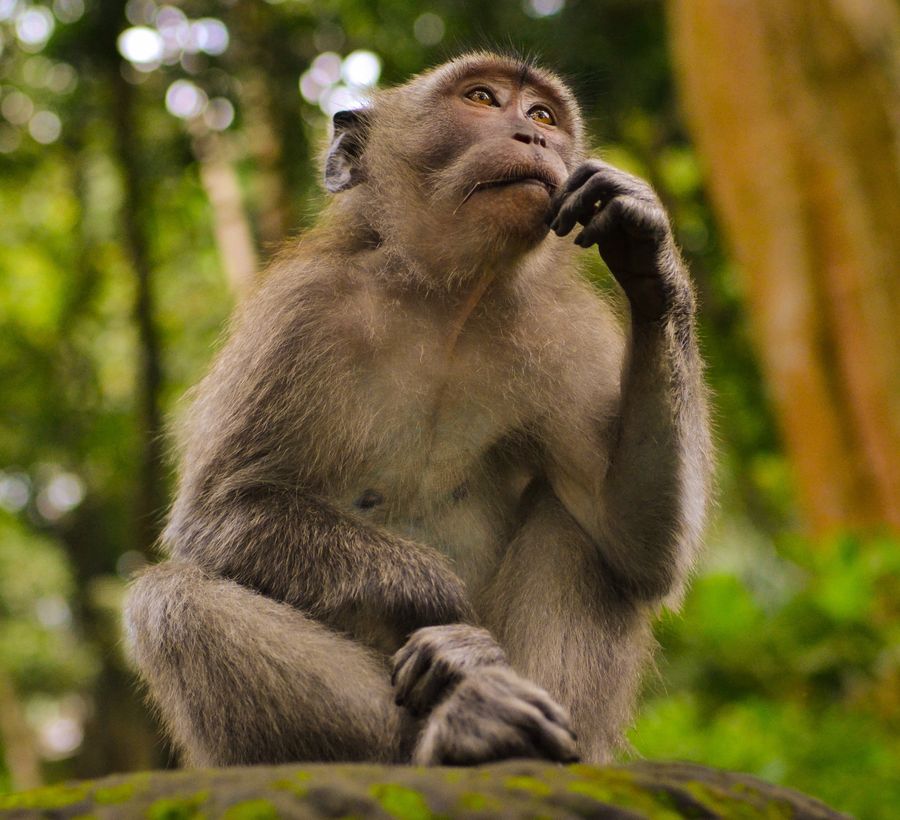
[512,131,547,148]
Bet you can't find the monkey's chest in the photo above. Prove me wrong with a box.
[334,339,535,586]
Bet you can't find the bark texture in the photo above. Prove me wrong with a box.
[668,0,900,532]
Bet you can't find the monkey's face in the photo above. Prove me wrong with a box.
[417,67,577,247]
[325,54,585,274]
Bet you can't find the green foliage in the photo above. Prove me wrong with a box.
[631,535,900,819]
[0,512,97,693]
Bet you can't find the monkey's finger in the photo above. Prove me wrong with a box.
[405,661,459,717]
[393,648,434,704]
[390,644,415,687]
[510,702,580,763]
[550,174,637,237]
[545,162,600,224]
[547,161,645,229]
[575,196,667,250]
[525,694,577,740]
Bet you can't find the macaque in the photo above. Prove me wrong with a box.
[125,52,712,767]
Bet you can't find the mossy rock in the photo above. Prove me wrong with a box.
[0,760,848,819]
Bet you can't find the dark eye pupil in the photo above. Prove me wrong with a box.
[468,89,492,104]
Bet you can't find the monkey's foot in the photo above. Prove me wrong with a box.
[411,666,579,766]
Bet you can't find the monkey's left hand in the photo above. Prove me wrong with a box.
[546,160,682,322]
[391,625,507,717]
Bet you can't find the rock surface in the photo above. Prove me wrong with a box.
[0,760,849,818]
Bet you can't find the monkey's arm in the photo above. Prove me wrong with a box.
[167,485,475,636]
[544,160,712,601]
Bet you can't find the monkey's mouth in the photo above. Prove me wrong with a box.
[454,172,557,214]
[475,174,557,195]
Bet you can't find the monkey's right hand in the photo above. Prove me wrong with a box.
[391,625,506,717]
[411,665,579,766]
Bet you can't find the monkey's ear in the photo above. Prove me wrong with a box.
[324,108,371,193]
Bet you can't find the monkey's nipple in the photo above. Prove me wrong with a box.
[354,488,385,510]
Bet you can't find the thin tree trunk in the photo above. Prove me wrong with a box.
[0,671,42,790]
[111,69,166,553]
[668,0,900,533]
[191,127,259,297]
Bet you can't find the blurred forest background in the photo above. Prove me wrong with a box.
[0,0,898,817]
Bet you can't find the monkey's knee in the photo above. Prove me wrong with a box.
[125,560,407,765]
[124,560,207,672]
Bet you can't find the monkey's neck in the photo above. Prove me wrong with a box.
[443,267,497,358]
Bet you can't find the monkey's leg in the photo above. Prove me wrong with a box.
[479,486,653,764]
[126,560,410,766]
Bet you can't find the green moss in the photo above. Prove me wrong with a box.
[0,782,91,810]
[146,790,209,820]
[567,778,683,819]
[93,781,137,805]
[566,780,616,803]
[271,771,310,798]
[456,792,502,812]
[369,783,437,820]
[222,798,280,819]
[503,775,552,797]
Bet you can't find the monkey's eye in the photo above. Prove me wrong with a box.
[465,87,497,106]
[528,105,556,126]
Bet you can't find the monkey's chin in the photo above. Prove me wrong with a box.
[468,181,552,244]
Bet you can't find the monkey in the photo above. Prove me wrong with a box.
[125,51,712,768]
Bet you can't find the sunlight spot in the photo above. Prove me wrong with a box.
[413,13,445,46]
[0,471,30,510]
[191,18,228,55]
[165,78,207,119]
[118,26,163,64]
[1,90,34,125]
[16,5,55,47]
[342,49,380,88]
[321,84,367,117]
[28,109,61,144]
[52,0,83,24]
[203,96,234,130]
[524,0,565,18]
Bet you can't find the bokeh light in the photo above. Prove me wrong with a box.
[341,50,381,88]
[52,0,83,24]
[1,89,34,125]
[191,18,228,56]
[16,6,55,48]
[203,96,234,131]
[413,13,445,46]
[117,26,163,65]
[524,0,565,18]
[28,109,61,144]
[165,78,207,119]
[301,50,381,116]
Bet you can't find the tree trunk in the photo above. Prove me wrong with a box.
[668,0,900,533]
[191,127,259,298]
[0,671,41,791]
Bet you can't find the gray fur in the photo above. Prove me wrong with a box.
[124,52,712,767]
